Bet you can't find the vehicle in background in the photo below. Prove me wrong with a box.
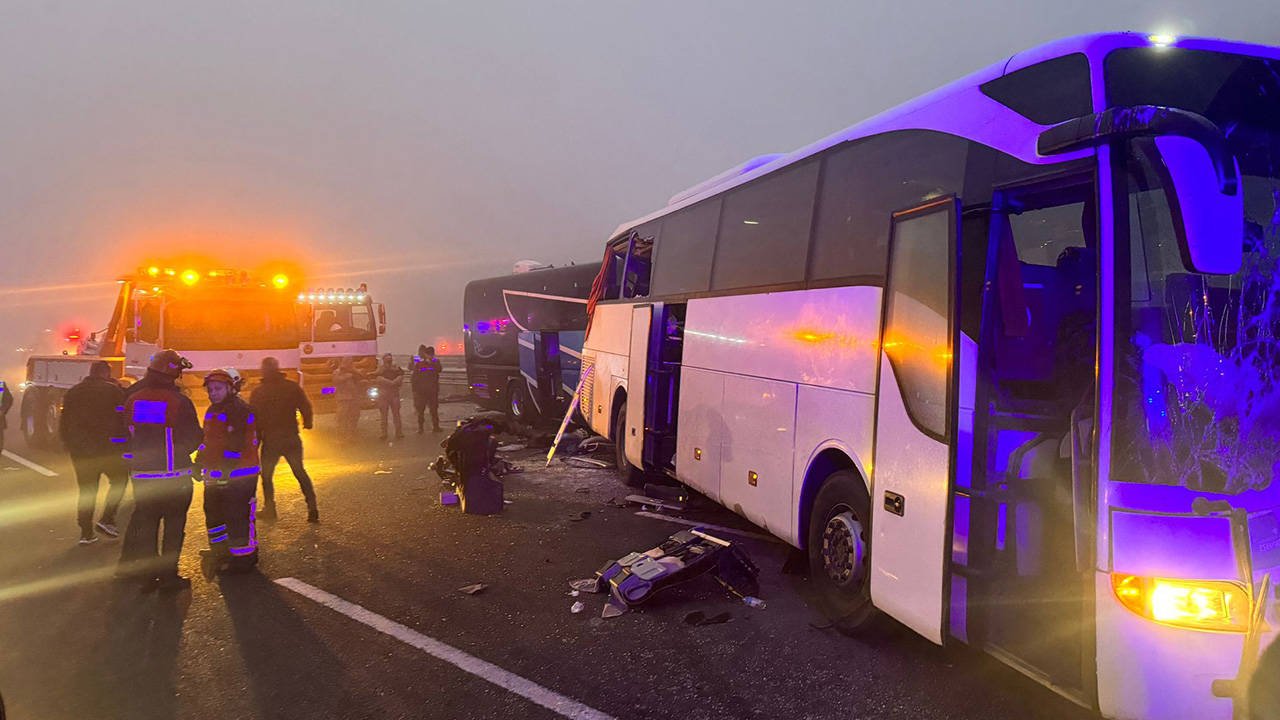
[463,262,600,424]
[21,265,301,449]
[295,283,385,412]
[578,33,1279,720]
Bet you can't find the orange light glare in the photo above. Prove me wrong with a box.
[180,269,200,286]
[147,266,160,277]
[272,273,289,290]
[1111,573,1249,632]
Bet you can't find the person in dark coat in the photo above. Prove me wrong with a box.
[59,361,130,544]
[248,357,318,522]
[0,378,12,457]
[411,345,443,434]
[118,349,202,592]
[374,353,404,441]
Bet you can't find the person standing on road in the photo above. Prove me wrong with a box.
[411,345,442,434]
[332,357,363,438]
[0,378,12,456]
[58,361,130,545]
[197,368,261,573]
[118,349,202,593]
[374,353,405,441]
[249,356,318,523]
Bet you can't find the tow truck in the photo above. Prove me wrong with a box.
[294,283,386,412]
[20,264,302,449]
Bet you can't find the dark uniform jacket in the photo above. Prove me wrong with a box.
[122,370,203,478]
[196,396,259,484]
[249,371,314,442]
[59,376,128,459]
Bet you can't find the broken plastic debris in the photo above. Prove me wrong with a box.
[569,511,592,522]
[568,590,580,597]
[497,443,525,452]
[569,578,601,593]
[373,470,392,475]
[570,601,585,614]
[457,583,488,595]
[601,598,627,619]
[742,596,767,610]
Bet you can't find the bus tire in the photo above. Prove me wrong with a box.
[20,387,49,450]
[807,469,882,636]
[613,400,645,488]
[508,380,539,425]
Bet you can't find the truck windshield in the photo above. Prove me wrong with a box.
[1108,47,1280,494]
[313,303,376,342]
[164,299,300,351]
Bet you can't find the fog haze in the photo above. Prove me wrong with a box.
[2,0,1277,374]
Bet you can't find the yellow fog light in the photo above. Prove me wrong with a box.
[1111,574,1249,633]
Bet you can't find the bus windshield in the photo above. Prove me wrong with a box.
[313,303,376,342]
[1108,47,1280,494]
[164,299,300,351]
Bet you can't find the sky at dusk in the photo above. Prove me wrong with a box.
[2,0,1277,379]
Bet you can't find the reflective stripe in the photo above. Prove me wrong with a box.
[165,427,174,472]
[210,534,229,544]
[130,468,193,480]
[229,466,260,478]
[224,450,242,459]
[208,470,223,479]
[228,545,256,557]
[208,525,228,534]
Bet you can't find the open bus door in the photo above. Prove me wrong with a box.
[869,198,959,644]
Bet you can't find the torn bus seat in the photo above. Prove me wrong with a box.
[572,527,759,612]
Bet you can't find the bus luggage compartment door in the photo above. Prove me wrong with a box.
[625,305,652,469]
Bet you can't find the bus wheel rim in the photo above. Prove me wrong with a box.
[821,510,865,589]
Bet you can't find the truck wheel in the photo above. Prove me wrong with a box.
[613,400,645,488]
[42,389,63,451]
[20,388,49,449]
[807,470,883,636]
[508,380,539,425]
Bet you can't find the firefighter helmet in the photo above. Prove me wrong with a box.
[203,367,244,394]
[148,349,193,378]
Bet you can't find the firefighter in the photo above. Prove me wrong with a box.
[0,378,12,457]
[196,368,261,577]
[411,345,443,434]
[249,356,318,523]
[58,361,130,544]
[374,353,405,441]
[332,357,363,438]
[118,349,202,593]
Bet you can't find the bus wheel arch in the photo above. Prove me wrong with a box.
[609,388,644,487]
[802,451,882,636]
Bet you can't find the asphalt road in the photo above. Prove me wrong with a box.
[0,399,1095,720]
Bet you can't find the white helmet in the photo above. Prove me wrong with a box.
[203,367,244,394]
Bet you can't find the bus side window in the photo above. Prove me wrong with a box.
[603,241,627,300]
[622,236,653,298]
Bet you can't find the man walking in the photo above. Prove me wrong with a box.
[374,353,404,441]
[59,361,130,544]
[332,357,363,437]
[411,345,443,434]
[118,349,202,592]
[0,378,12,456]
[249,357,318,523]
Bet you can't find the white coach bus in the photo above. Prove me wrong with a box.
[579,33,1279,720]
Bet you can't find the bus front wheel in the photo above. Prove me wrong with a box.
[612,401,645,488]
[807,470,882,636]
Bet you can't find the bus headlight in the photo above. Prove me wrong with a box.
[1112,573,1250,632]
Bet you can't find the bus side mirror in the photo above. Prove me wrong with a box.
[1155,136,1244,275]
[376,302,387,335]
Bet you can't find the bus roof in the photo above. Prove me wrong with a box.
[611,32,1280,240]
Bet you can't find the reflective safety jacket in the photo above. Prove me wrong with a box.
[123,371,202,479]
[196,396,260,485]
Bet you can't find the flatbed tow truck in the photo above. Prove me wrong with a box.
[20,264,301,449]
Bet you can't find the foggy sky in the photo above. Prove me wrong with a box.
[2,0,1278,372]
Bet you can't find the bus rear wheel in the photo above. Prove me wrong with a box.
[807,470,882,636]
[20,388,49,450]
[508,380,538,425]
[612,400,645,488]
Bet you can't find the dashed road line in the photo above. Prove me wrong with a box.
[275,577,617,720]
[2,450,58,477]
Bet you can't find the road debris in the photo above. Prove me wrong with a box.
[571,527,759,618]
[570,601,585,614]
[569,511,592,522]
[625,494,686,512]
[457,583,488,595]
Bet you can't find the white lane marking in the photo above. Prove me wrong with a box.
[1,450,58,477]
[275,577,617,720]
[633,511,783,544]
